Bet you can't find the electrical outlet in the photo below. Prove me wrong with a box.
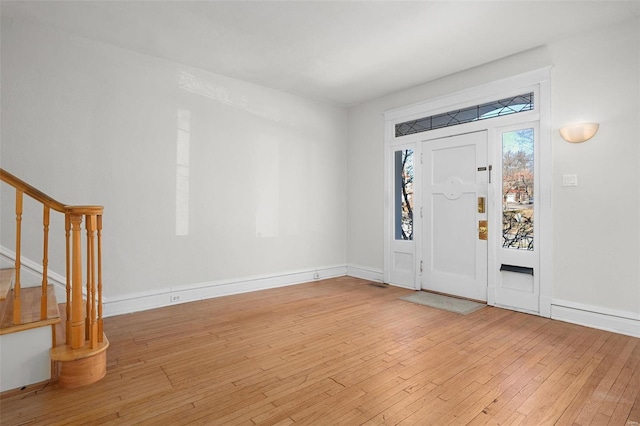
[562,174,578,187]
[170,294,181,302]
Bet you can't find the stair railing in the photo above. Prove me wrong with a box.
[0,169,104,349]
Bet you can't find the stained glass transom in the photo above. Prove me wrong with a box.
[395,93,534,137]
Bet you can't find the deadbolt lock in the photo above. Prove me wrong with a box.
[477,197,485,213]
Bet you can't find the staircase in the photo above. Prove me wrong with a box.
[0,169,108,392]
[0,269,61,392]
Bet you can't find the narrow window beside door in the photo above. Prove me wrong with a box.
[394,149,414,240]
[502,128,534,250]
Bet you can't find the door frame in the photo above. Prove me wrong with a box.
[383,67,552,317]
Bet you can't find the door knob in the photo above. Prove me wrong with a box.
[478,220,488,240]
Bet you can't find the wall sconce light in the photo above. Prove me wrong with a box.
[559,122,599,143]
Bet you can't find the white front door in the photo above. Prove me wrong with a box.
[422,131,488,301]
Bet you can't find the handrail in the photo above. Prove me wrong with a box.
[0,169,66,213]
[0,169,103,215]
[0,168,105,353]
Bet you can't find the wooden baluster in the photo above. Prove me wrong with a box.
[41,205,50,320]
[0,170,106,354]
[13,190,23,325]
[86,214,98,348]
[69,213,84,349]
[97,214,104,343]
[65,214,72,345]
[85,219,91,341]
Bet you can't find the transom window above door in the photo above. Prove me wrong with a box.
[395,92,534,137]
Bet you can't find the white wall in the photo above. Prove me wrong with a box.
[347,18,640,317]
[2,13,638,328]
[549,19,639,314]
[1,19,347,305]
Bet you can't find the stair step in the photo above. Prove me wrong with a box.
[0,269,14,301]
[0,285,61,335]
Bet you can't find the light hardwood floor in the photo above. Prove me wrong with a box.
[1,276,639,425]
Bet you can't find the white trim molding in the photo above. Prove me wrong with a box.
[103,265,347,317]
[551,299,640,338]
[384,67,552,124]
[383,67,553,317]
[346,264,384,283]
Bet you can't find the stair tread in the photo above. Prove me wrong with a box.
[0,285,60,334]
[0,269,14,301]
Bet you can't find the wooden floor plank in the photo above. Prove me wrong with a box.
[570,338,639,424]
[1,277,639,425]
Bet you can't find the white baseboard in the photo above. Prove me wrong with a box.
[539,295,552,318]
[346,264,383,283]
[4,245,637,339]
[551,299,640,338]
[103,265,347,317]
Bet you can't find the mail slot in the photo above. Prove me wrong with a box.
[500,264,534,275]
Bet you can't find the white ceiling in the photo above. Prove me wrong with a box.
[2,1,639,106]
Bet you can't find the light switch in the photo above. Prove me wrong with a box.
[562,174,578,186]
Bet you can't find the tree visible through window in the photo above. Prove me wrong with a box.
[502,129,534,250]
[395,149,414,240]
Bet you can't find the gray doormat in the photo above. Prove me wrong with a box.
[399,291,485,315]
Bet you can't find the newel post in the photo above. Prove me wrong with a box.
[69,212,85,349]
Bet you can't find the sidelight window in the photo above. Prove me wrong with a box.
[502,128,534,250]
[394,149,414,240]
